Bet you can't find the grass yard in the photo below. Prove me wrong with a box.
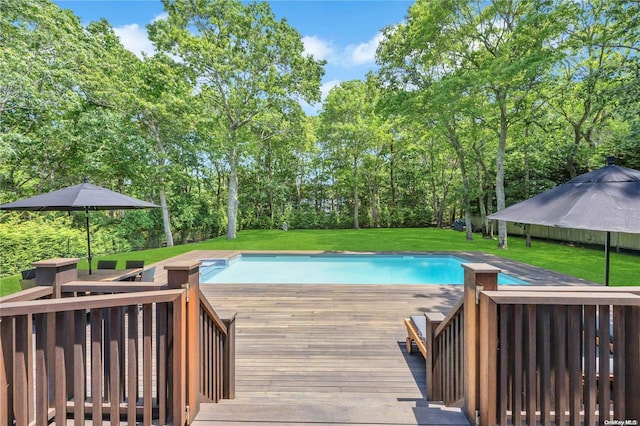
[1,228,638,296]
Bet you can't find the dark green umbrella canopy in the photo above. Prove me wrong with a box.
[489,158,640,285]
[0,179,159,273]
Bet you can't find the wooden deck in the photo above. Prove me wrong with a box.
[148,250,596,426]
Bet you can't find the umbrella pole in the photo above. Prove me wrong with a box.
[604,231,611,286]
[86,207,92,275]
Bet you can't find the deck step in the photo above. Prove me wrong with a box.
[195,398,470,425]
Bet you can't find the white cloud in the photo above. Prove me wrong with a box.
[347,32,383,65]
[303,33,383,68]
[320,79,341,100]
[302,36,334,61]
[298,79,342,116]
[152,12,168,23]
[113,23,155,59]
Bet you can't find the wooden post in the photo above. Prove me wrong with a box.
[425,312,445,402]
[31,257,79,420]
[478,293,498,426]
[461,263,500,425]
[32,258,80,299]
[166,261,201,423]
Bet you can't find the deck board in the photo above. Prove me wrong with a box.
[150,250,595,426]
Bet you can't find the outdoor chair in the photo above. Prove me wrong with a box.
[19,268,37,290]
[21,268,36,280]
[138,266,156,282]
[125,260,145,269]
[97,260,117,269]
[404,315,427,358]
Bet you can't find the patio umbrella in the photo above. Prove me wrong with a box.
[489,157,640,285]
[0,178,159,274]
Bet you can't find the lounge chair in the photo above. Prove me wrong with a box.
[404,315,427,358]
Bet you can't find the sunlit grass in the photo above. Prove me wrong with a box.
[2,228,638,296]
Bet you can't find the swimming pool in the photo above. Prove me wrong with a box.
[200,254,528,285]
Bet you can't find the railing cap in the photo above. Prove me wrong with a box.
[481,290,640,306]
[32,258,81,268]
[461,263,502,274]
[425,312,446,321]
[165,261,202,271]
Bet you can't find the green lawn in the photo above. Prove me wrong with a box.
[1,228,638,296]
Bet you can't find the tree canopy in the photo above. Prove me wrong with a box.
[1,0,638,275]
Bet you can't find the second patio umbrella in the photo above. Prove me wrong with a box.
[489,157,640,285]
[0,178,160,274]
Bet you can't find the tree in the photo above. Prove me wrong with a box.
[320,80,386,230]
[149,0,324,239]
[133,54,198,247]
[548,0,638,177]
[378,0,568,248]
[0,0,88,194]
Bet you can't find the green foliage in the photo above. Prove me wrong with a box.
[149,0,325,239]
[0,213,85,275]
[0,0,638,273]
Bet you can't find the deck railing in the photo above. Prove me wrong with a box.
[425,298,463,405]
[425,263,500,420]
[0,258,235,425]
[426,264,640,425]
[478,287,640,425]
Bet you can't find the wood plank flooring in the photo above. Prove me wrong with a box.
[197,282,468,425]
[151,250,596,425]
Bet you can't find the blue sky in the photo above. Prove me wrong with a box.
[52,0,412,113]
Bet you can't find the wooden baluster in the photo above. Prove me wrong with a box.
[539,305,551,426]
[90,308,103,424]
[583,305,597,426]
[73,309,86,424]
[14,316,29,426]
[623,306,640,420]
[127,305,138,424]
[143,303,153,426]
[223,315,236,400]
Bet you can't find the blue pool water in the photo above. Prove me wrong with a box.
[200,254,527,285]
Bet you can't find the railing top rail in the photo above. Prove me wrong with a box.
[0,289,185,317]
[199,289,228,335]
[498,285,640,295]
[434,295,464,337]
[481,290,640,306]
[61,281,169,293]
[0,286,53,303]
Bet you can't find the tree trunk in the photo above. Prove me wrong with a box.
[472,141,491,238]
[158,188,174,247]
[447,125,472,241]
[496,92,508,249]
[353,159,360,230]
[226,145,239,239]
[389,140,397,208]
[368,176,380,228]
[152,124,174,247]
